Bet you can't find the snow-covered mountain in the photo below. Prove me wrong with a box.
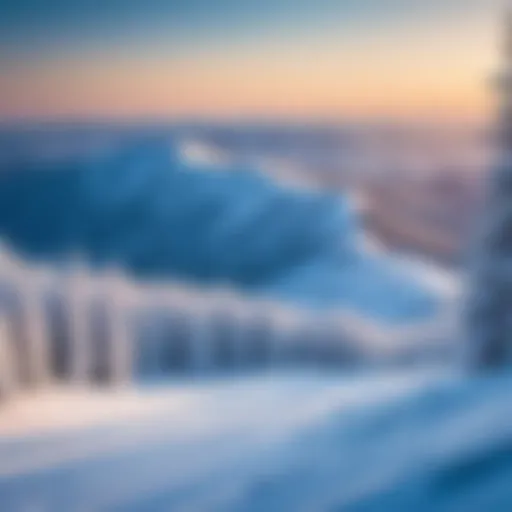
[0,138,447,323]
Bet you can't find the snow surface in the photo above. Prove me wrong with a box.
[0,369,510,511]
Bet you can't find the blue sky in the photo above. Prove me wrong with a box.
[0,1,496,56]
[0,0,502,120]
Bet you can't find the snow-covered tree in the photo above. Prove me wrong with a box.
[468,13,512,368]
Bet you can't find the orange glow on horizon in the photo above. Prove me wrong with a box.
[0,13,496,124]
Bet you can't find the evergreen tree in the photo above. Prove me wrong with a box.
[468,13,512,368]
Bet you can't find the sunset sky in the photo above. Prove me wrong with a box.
[0,0,504,122]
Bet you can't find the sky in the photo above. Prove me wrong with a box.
[0,0,504,122]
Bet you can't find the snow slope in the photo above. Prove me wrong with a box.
[0,369,510,511]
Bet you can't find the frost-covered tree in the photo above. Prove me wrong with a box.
[468,13,512,368]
